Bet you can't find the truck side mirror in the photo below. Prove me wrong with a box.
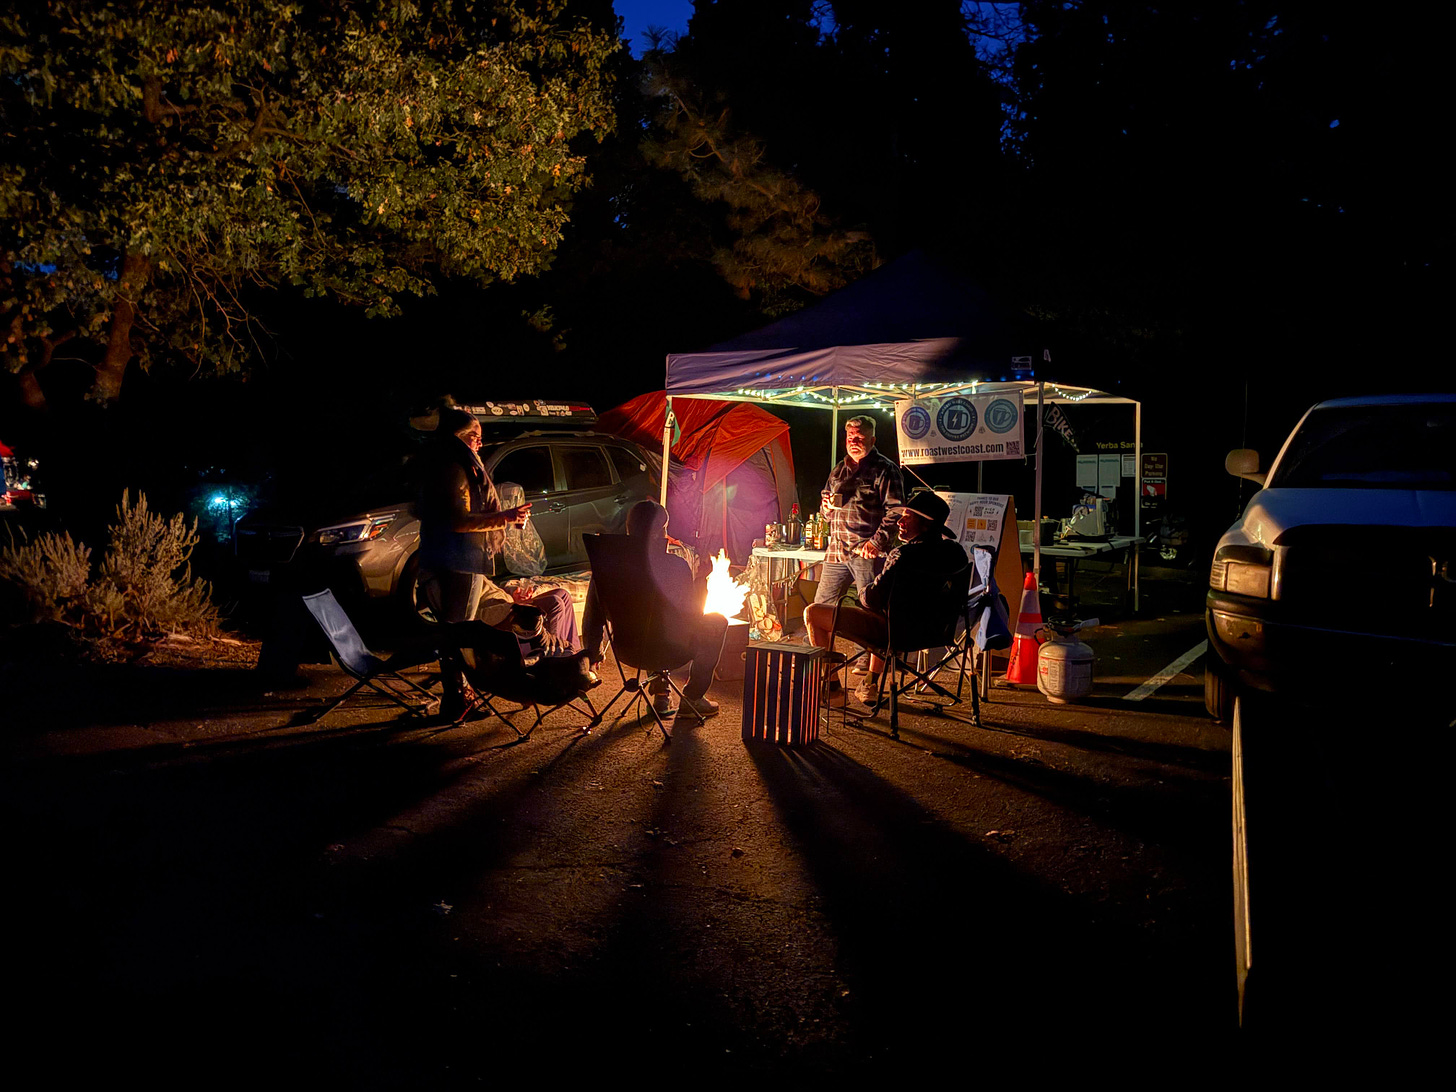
[1225,449,1266,486]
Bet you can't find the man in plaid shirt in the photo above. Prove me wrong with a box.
[806,415,904,700]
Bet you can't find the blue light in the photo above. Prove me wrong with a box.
[209,493,230,510]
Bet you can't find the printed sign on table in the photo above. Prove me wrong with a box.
[896,393,1025,465]
[935,492,1011,549]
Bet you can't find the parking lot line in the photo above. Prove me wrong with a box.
[1122,640,1208,702]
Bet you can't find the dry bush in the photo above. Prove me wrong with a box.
[0,491,218,645]
[98,491,218,639]
[0,531,93,623]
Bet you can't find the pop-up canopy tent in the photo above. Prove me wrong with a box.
[598,392,796,566]
[662,249,1143,579]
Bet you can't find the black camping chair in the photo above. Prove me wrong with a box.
[582,533,708,742]
[846,559,983,738]
[301,589,440,723]
[907,545,1011,706]
[444,619,601,739]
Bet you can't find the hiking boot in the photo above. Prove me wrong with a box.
[680,695,720,721]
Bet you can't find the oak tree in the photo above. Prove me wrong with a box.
[0,0,618,409]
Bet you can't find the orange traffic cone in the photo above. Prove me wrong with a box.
[1003,572,1044,685]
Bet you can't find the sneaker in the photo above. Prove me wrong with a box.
[652,693,677,716]
[680,695,720,720]
[854,676,883,707]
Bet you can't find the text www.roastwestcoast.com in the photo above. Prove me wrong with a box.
[901,439,1018,459]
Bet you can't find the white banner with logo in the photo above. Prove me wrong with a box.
[936,493,1011,549]
[895,393,1025,465]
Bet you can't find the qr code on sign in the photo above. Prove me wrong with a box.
[1006,441,1021,457]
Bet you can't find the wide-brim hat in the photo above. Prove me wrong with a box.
[891,488,957,538]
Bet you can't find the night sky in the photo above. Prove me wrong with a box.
[614,0,695,53]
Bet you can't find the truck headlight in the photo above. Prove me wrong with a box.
[313,515,396,546]
[1210,544,1272,598]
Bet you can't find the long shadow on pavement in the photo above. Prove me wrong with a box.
[740,738,1233,1065]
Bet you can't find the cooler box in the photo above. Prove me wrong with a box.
[742,642,824,746]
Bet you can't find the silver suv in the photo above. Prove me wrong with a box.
[234,402,657,613]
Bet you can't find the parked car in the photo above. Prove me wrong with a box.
[234,401,658,617]
[1205,393,1456,1032]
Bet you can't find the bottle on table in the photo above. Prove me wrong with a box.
[786,502,801,547]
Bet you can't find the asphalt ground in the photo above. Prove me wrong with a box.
[2,564,1240,1082]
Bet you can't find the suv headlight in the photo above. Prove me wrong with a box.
[313,515,397,546]
[1210,544,1273,598]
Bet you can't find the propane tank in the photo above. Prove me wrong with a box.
[1036,619,1097,703]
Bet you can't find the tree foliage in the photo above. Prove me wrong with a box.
[640,57,874,315]
[0,0,618,404]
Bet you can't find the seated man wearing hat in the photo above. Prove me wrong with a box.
[804,489,968,707]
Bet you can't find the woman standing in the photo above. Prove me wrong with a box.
[416,407,532,718]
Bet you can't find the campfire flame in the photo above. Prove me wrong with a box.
[703,549,749,618]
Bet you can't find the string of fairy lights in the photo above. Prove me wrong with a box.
[723,378,1103,410]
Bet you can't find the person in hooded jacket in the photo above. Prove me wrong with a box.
[581,500,727,719]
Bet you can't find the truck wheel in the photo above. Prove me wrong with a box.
[395,554,430,625]
[1205,651,1235,724]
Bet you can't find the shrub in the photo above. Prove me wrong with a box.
[99,491,218,639]
[0,490,219,643]
[0,532,93,623]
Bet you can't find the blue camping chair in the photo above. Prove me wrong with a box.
[301,589,440,723]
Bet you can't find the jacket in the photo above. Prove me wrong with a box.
[862,532,969,616]
[416,438,505,576]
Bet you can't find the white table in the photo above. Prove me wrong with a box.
[1022,535,1147,611]
[750,546,830,564]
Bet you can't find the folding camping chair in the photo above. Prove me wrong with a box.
[445,619,602,739]
[830,545,1009,738]
[300,589,440,723]
[582,532,708,742]
[908,544,1012,705]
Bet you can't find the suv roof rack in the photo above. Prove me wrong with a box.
[460,400,597,428]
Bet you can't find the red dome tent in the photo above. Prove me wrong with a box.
[598,392,796,566]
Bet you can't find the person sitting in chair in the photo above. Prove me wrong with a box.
[582,499,727,719]
[804,489,968,707]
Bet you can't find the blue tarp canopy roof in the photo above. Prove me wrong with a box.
[664,249,1103,404]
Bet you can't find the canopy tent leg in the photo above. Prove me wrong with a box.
[1134,399,1142,612]
[660,394,673,508]
[1033,381,1044,582]
[830,389,840,466]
